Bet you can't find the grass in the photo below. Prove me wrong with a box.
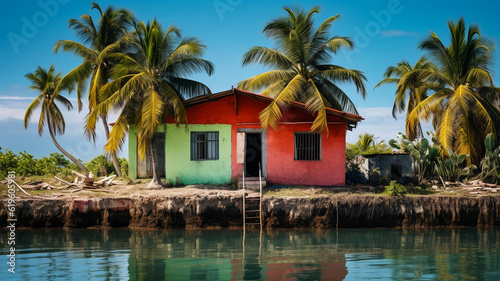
[263,185,377,198]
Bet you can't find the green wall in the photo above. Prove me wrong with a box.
[129,124,231,185]
[165,124,232,185]
[128,125,138,179]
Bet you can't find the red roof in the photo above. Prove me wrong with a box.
[184,88,363,128]
[112,88,364,129]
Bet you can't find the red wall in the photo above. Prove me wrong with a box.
[167,93,348,186]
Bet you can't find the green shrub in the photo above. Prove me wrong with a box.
[231,178,238,189]
[86,155,115,177]
[36,153,71,175]
[119,158,129,178]
[384,181,406,196]
[17,151,39,176]
[0,149,80,177]
[384,180,429,196]
[481,133,500,184]
[435,148,473,182]
[0,148,18,179]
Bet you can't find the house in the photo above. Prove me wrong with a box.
[359,153,413,183]
[128,88,363,186]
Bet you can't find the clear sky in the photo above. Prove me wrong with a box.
[1,0,500,161]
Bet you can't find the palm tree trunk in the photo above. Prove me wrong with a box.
[146,138,165,188]
[101,116,122,177]
[48,126,89,176]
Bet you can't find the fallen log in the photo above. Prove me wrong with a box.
[21,182,50,190]
[22,180,43,185]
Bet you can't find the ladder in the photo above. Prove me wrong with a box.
[241,163,264,279]
[242,162,263,229]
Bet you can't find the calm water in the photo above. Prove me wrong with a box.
[1,228,500,280]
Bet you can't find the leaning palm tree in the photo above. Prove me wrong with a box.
[87,20,214,188]
[374,56,436,140]
[407,17,500,165]
[237,6,366,134]
[24,65,89,175]
[54,2,134,177]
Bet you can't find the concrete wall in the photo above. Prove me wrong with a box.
[265,122,346,186]
[362,154,413,182]
[165,124,232,185]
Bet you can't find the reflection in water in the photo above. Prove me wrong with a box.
[1,228,499,280]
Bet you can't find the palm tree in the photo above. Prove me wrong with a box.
[54,2,134,177]
[354,133,376,152]
[24,65,89,175]
[87,20,214,188]
[374,57,436,140]
[237,6,367,134]
[407,17,500,165]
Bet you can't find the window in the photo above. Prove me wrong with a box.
[191,132,219,160]
[294,132,321,160]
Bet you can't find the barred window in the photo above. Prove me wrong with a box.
[191,132,219,161]
[294,132,321,160]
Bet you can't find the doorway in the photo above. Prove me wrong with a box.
[137,133,165,178]
[391,164,402,181]
[245,133,262,177]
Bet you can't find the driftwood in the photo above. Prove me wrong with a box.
[61,184,78,190]
[96,175,116,186]
[21,182,50,190]
[65,171,102,189]
[22,180,43,185]
[55,176,72,185]
[11,180,31,197]
[71,170,87,178]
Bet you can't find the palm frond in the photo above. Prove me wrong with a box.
[259,74,305,130]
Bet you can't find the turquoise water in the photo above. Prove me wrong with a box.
[1,228,500,280]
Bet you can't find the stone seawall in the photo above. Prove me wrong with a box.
[1,195,499,228]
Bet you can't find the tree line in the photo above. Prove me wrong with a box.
[0,148,127,179]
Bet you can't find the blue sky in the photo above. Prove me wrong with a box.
[1,0,500,161]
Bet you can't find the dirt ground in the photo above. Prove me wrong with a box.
[1,175,499,200]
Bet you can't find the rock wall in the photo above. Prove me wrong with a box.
[1,195,499,229]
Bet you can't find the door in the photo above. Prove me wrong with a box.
[138,133,165,178]
[245,133,262,177]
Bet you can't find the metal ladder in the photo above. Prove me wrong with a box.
[242,163,263,229]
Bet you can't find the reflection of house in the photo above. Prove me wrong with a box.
[359,153,413,182]
[230,258,348,281]
[128,88,362,186]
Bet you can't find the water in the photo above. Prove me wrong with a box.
[1,228,500,280]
